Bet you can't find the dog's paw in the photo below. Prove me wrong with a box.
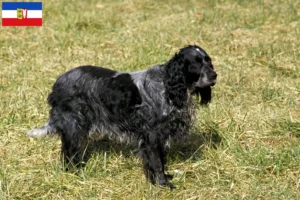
[167,182,176,190]
[158,182,176,190]
[158,177,176,190]
[165,174,174,181]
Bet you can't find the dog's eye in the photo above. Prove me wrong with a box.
[204,56,211,63]
[195,56,202,64]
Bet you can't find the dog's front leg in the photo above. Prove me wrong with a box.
[140,135,175,190]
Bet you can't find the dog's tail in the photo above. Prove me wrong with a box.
[27,121,57,138]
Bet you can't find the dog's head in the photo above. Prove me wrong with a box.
[178,45,217,105]
[179,45,217,89]
[164,45,217,107]
[165,45,217,108]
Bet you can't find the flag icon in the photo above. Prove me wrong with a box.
[2,2,42,26]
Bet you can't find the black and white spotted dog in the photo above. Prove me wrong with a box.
[28,45,217,189]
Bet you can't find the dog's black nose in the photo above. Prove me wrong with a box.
[210,72,217,79]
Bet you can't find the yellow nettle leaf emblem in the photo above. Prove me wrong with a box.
[17,8,23,20]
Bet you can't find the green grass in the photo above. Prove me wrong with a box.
[1,0,300,199]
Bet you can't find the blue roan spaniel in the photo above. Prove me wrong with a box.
[28,45,217,189]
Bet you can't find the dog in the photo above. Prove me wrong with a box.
[27,45,217,189]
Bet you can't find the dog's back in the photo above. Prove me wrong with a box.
[29,65,144,138]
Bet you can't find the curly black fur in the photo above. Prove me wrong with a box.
[28,45,217,189]
[191,86,212,105]
[164,53,188,109]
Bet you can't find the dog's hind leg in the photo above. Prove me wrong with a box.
[140,135,175,190]
[60,122,90,170]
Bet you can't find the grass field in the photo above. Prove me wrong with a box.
[1,0,300,199]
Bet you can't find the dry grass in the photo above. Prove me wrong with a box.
[1,0,300,199]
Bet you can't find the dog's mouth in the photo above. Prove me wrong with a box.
[196,79,216,88]
[209,80,216,86]
[190,80,216,96]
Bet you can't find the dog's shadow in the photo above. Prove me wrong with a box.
[167,131,222,162]
[87,131,222,162]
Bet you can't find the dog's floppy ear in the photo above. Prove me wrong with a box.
[199,86,212,105]
[164,53,188,109]
[191,86,212,105]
